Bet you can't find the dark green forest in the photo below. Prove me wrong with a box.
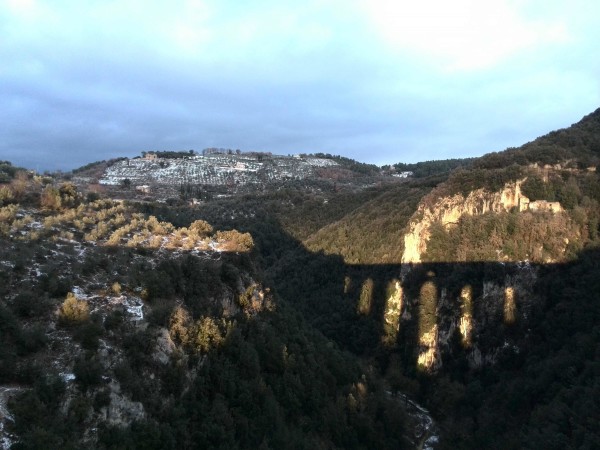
[0,189,411,449]
[393,158,475,178]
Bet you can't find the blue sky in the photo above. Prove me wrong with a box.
[1,0,599,171]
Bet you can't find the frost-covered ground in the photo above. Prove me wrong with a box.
[71,285,144,322]
[0,387,24,450]
[99,154,339,186]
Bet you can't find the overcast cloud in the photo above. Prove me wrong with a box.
[1,0,599,171]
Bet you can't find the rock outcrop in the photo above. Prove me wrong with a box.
[402,180,538,263]
[103,381,146,426]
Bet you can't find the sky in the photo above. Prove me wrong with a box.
[1,0,599,171]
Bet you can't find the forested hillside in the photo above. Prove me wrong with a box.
[474,107,600,169]
[175,108,600,448]
[302,108,600,265]
[0,177,412,449]
[303,184,430,264]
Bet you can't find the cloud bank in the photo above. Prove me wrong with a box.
[1,0,599,171]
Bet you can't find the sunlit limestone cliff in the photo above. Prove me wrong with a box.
[393,178,565,372]
[402,181,528,263]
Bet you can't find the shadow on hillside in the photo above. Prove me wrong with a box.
[131,201,596,374]
[1,231,420,449]
[217,215,594,376]
[6,201,598,448]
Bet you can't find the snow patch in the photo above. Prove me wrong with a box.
[71,286,89,299]
[1,422,14,450]
[1,386,24,450]
[124,297,144,321]
[60,373,76,383]
[108,295,144,321]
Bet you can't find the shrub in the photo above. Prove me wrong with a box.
[189,219,213,237]
[0,303,19,335]
[0,185,14,206]
[39,270,72,297]
[40,185,62,210]
[111,282,122,295]
[521,175,547,201]
[73,356,103,391]
[58,293,90,326]
[192,316,225,353]
[104,310,125,331]
[16,325,48,355]
[0,204,18,223]
[10,171,29,200]
[73,319,104,351]
[215,230,254,252]
[58,182,79,206]
[147,299,175,327]
[86,191,100,203]
[169,306,192,346]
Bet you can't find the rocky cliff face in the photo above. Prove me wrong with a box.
[394,180,553,372]
[402,181,528,263]
[395,261,539,373]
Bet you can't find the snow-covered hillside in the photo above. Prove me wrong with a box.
[99,154,338,186]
